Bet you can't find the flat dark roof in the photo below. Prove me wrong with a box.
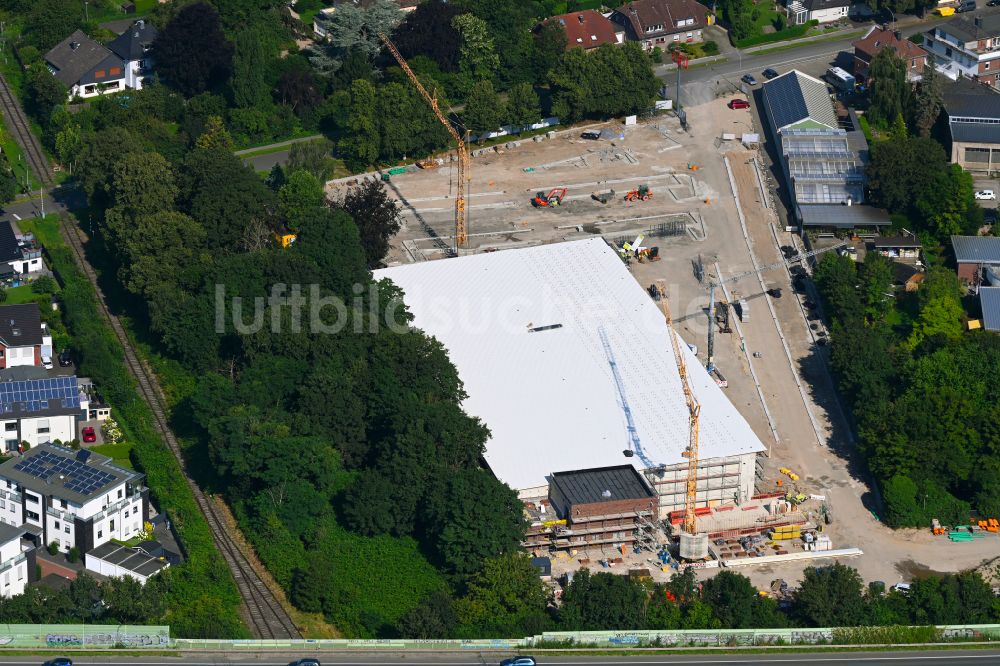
[874,235,921,248]
[87,541,169,578]
[799,204,890,228]
[550,465,654,505]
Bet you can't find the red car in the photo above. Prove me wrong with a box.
[729,98,750,110]
[82,426,96,443]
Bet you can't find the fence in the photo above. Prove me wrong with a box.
[6,624,1000,651]
[0,624,170,649]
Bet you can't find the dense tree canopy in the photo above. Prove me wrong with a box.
[153,3,235,97]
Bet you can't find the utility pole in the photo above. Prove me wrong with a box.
[84,1,89,23]
[39,187,44,218]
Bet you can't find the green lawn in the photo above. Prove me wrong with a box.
[2,284,46,305]
[91,440,134,469]
[18,216,62,249]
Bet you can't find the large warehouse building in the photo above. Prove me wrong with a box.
[373,239,766,517]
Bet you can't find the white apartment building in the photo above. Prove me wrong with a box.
[924,14,1000,87]
[0,444,147,556]
[0,523,34,597]
[0,371,88,450]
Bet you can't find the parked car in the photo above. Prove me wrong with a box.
[728,98,750,109]
[41,356,52,370]
[44,659,72,666]
[58,349,72,367]
[501,658,536,666]
[762,68,779,80]
[976,189,996,200]
[289,660,320,666]
[989,0,1000,6]
[82,426,96,444]
[956,0,976,11]
[892,582,912,593]
[580,130,601,140]
[741,74,758,86]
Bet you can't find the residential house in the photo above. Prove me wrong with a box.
[44,31,126,99]
[853,25,927,83]
[924,13,1000,87]
[0,369,89,450]
[762,70,889,229]
[944,78,1000,171]
[978,286,1000,331]
[0,305,52,370]
[105,19,157,91]
[610,0,710,50]
[0,222,42,284]
[542,10,624,51]
[0,523,35,597]
[951,234,1000,284]
[0,443,148,556]
[787,0,851,25]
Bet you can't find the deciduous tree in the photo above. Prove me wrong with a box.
[333,179,401,267]
[154,2,235,97]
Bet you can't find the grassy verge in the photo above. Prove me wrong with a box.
[18,213,248,639]
[0,115,42,192]
[234,130,323,153]
[749,29,868,55]
[734,20,818,48]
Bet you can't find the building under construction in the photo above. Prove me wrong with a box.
[524,465,659,551]
[373,239,766,521]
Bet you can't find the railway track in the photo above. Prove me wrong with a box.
[60,214,301,639]
[0,73,300,639]
[0,74,53,188]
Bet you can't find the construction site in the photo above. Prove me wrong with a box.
[361,36,1000,595]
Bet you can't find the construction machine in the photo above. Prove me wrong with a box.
[703,242,846,373]
[378,32,468,251]
[624,184,653,201]
[533,187,567,207]
[656,279,708,561]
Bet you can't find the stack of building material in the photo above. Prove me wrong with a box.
[770,525,801,540]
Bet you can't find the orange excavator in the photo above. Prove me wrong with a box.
[625,184,653,201]
[532,187,567,207]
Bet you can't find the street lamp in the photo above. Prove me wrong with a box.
[886,8,895,31]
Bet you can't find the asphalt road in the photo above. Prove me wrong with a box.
[9,652,1000,665]
[662,11,999,107]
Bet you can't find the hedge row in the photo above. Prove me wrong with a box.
[30,217,248,638]
[733,20,818,49]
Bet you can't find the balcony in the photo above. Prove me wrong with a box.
[0,551,27,575]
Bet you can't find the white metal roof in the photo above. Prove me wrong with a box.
[374,239,765,491]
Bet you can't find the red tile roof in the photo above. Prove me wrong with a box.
[544,10,619,50]
[612,0,709,39]
[853,25,927,62]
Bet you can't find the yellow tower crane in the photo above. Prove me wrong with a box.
[378,32,469,251]
[656,279,707,559]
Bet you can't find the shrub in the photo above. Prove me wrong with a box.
[47,541,58,556]
[31,275,56,294]
[703,40,719,56]
[650,46,663,64]
[67,546,79,563]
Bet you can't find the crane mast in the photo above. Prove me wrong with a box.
[378,33,468,251]
[656,280,701,536]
